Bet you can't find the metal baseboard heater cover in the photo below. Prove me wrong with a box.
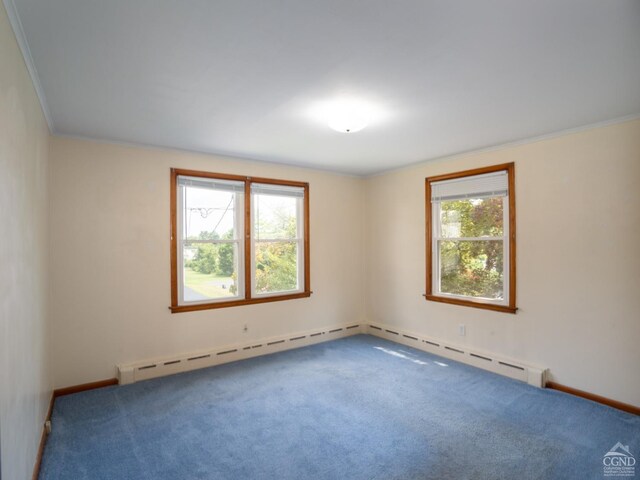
[366,323,548,387]
[117,323,364,385]
[117,322,547,388]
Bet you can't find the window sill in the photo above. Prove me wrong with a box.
[424,294,517,314]
[170,291,312,313]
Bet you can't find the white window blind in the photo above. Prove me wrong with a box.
[251,183,305,198]
[178,176,244,192]
[431,171,508,202]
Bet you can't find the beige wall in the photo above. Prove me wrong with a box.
[49,137,366,388]
[0,3,51,479]
[365,119,640,406]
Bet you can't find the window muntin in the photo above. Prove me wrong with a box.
[426,164,516,313]
[171,170,310,312]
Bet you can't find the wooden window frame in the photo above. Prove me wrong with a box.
[425,163,517,314]
[170,168,311,313]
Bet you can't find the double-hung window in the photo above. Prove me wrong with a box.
[170,169,310,313]
[425,163,516,313]
[251,183,306,297]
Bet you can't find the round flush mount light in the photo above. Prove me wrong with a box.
[308,97,382,134]
[327,106,369,133]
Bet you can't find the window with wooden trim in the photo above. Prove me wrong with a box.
[425,163,516,313]
[170,169,310,313]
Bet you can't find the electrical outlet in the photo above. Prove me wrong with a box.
[459,324,466,336]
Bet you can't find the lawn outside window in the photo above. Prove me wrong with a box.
[170,169,310,313]
[425,163,516,313]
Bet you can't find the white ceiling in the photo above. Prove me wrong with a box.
[9,0,640,175]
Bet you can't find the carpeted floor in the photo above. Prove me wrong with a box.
[39,335,639,480]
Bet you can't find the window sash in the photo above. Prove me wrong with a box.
[251,192,305,297]
[178,240,244,305]
[176,181,245,306]
[432,195,509,305]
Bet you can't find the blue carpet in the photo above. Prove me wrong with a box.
[40,335,639,480]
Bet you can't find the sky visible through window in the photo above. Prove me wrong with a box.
[183,187,295,239]
[184,187,237,239]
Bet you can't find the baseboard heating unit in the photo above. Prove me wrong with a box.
[118,323,364,385]
[366,323,548,387]
[118,322,547,388]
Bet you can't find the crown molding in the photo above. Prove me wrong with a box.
[3,0,53,131]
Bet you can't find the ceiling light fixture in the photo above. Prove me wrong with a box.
[308,97,380,134]
[327,105,369,133]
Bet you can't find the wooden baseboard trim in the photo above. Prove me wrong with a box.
[32,424,47,480]
[546,381,639,415]
[53,378,119,398]
[32,379,119,479]
[31,392,54,480]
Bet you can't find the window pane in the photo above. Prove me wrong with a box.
[182,185,242,241]
[255,241,299,294]
[183,242,240,301]
[439,240,504,299]
[254,194,298,240]
[440,197,503,238]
